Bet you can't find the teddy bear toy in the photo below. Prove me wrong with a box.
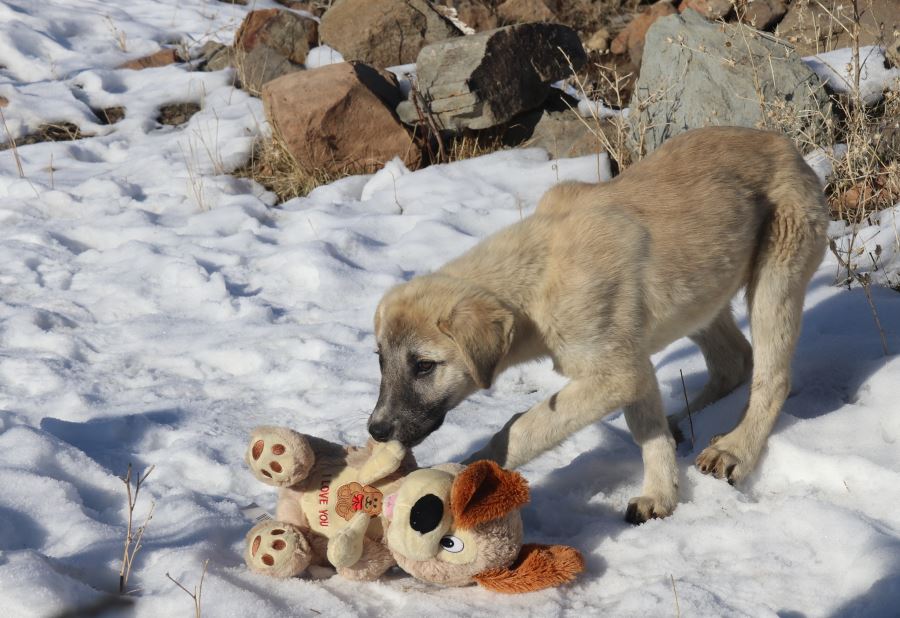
[243,426,584,592]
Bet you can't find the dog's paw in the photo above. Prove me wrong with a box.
[625,495,675,525]
[245,521,311,578]
[695,443,745,484]
[246,426,314,487]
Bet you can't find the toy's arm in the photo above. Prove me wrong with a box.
[326,511,370,568]
[357,440,407,485]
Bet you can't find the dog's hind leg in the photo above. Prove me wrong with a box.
[668,307,753,441]
[696,199,826,484]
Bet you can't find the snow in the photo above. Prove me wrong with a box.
[1,2,899,617]
[803,46,900,104]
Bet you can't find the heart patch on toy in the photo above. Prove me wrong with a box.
[336,481,383,520]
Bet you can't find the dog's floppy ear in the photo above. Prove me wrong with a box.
[450,460,529,528]
[437,292,514,389]
[474,544,585,593]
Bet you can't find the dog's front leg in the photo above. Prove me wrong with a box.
[465,362,676,523]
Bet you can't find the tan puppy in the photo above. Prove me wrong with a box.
[368,127,828,523]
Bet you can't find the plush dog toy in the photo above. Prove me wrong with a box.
[243,426,584,592]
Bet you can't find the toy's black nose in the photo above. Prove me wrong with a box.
[369,421,393,442]
[410,494,443,534]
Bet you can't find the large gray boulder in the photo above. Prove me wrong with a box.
[398,22,586,131]
[629,10,832,154]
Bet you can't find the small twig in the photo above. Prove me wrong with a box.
[1,107,25,178]
[829,240,890,356]
[679,369,695,449]
[166,560,209,618]
[671,574,681,618]
[391,170,404,215]
[119,463,156,594]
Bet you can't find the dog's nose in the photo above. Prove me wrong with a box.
[369,421,393,442]
[410,494,443,533]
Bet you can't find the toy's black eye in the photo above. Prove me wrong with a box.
[415,360,436,376]
[439,535,464,553]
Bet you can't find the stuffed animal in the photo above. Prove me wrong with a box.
[243,426,584,592]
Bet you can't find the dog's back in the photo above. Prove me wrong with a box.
[533,127,828,351]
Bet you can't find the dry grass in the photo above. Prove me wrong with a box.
[0,121,86,151]
[166,560,210,618]
[236,128,347,202]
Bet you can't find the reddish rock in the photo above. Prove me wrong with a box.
[452,1,499,31]
[262,62,421,173]
[0,95,8,108]
[776,0,900,56]
[678,0,732,20]
[235,9,317,64]
[118,48,183,70]
[319,0,461,68]
[234,9,318,94]
[738,0,787,30]
[611,1,677,65]
[497,0,556,24]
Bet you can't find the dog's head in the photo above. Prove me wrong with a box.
[368,276,514,446]
[385,461,584,592]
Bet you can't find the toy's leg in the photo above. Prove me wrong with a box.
[245,521,312,578]
[335,537,395,581]
[246,426,315,487]
[326,511,370,569]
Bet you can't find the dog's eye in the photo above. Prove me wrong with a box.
[415,360,436,376]
[439,535,464,553]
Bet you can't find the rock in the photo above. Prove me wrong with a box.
[196,41,234,71]
[738,0,787,31]
[440,1,499,32]
[887,33,900,69]
[776,0,900,56]
[274,0,317,11]
[610,1,677,65]
[320,0,461,68]
[234,9,318,94]
[546,0,603,35]
[262,62,421,173]
[398,22,586,131]
[678,0,732,20]
[526,109,600,159]
[497,0,555,24]
[118,48,183,70]
[0,95,8,108]
[630,10,832,154]
[585,28,611,52]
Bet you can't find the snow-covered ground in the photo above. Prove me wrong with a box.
[1,2,899,617]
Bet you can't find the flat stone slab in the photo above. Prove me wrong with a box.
[398,22,587,131]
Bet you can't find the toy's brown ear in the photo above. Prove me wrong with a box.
[450,460,529,529]
[474,544,585,593]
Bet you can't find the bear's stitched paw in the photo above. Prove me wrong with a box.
[245,521,311,578]
[246,426,315,487]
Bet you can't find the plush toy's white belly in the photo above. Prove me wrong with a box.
[300,463,396,540]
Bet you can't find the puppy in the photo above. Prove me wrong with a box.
[368,127,828,523]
